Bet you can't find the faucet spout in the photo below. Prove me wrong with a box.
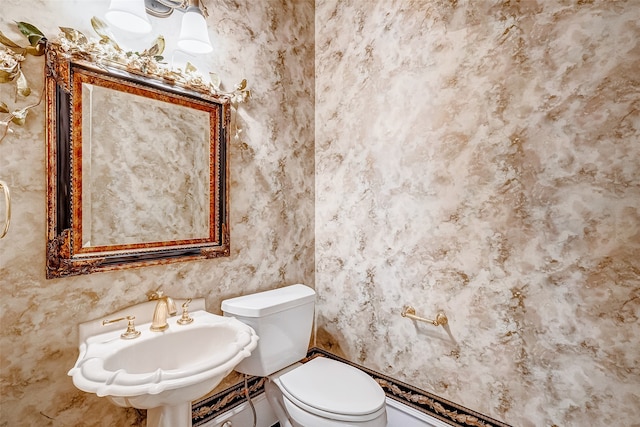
[149,291,177,332]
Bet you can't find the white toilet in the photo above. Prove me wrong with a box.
[221,284,387,427]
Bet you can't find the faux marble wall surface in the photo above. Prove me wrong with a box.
[0,0,314,425]
[3,1,639,426]
[315,1,640,426]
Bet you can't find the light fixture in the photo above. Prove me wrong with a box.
[105,0,153,35]
[105,0,213,54]
[177,3,213,54]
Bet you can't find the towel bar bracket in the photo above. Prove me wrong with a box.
[0,180,10,239]
[401,305,448,327]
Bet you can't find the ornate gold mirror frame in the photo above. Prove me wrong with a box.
[45,42,230,279]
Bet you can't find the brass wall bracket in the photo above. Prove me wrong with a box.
[401,306,448,327]
[0,180,10,239]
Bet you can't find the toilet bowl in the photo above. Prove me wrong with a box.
[221,285,388,427]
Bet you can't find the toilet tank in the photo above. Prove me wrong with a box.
[221,284,316,377]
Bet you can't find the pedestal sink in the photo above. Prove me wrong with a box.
[68,298,258,427]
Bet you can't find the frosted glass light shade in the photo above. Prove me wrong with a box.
[105,0,152,34]
[177,6,213,54]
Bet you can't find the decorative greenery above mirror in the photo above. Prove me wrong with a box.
[44,24,241,278]
[0,22,47,142]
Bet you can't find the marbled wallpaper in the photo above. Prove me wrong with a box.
[315,1,640,426]
[0,0,314,425]
[2,1,639,426]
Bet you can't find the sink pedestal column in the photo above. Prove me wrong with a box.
[147,403,191,427]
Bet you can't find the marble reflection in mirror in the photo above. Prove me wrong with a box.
[81,83,211,248]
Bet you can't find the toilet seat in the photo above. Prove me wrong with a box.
[275,357,386,422]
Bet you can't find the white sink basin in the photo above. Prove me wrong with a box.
[68,300,258,427]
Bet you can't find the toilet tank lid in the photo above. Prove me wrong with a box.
[221,284,316,317]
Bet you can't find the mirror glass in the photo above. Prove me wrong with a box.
[45,44,230,278]
[80,83,211,248]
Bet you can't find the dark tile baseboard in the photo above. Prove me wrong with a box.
[192,347,512,427]
[192,375,267,426]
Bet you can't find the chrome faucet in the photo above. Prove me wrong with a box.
[148,290,177,332]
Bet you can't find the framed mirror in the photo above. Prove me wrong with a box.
[45,43,230,279]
